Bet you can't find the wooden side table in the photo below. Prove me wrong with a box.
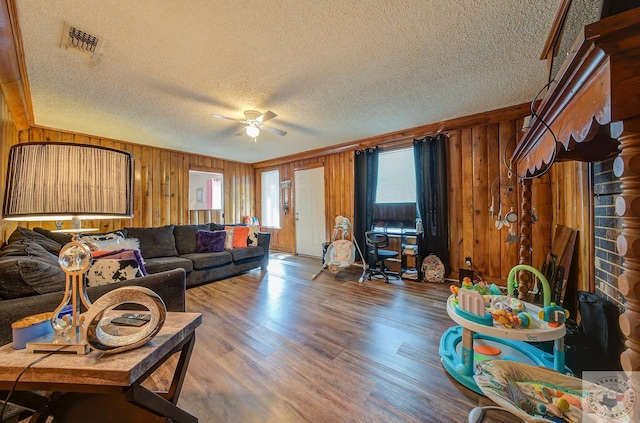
[0,312,202,423]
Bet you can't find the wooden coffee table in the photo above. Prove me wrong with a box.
[0,312,201,423]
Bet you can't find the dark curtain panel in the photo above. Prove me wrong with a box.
[413,134,450,274]
[354,147,379,260]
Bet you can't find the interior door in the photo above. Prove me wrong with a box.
[295,167,325,257]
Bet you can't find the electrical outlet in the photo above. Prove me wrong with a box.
[465,257,472,268]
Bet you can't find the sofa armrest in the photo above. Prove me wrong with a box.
[0,268,186,347]
[257,232,271,268]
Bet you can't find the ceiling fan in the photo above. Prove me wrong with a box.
[211,110,287,141]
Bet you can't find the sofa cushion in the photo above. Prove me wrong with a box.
[33,227,73,245]
[0,242,66,300]
[0,240,31,257]
[143,256,193,274]
[180,251,233,270]
[7,227,63,255]
[195,229,226,253]
[174,224,213,255]
[124,225,178,259]
[230,246,264,262]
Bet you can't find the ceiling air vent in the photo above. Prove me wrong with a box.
[60,22,105,61]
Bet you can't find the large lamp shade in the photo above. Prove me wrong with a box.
[2,143,135,354]
[2,143,134,222]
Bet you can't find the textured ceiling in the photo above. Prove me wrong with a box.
[15,0,565,163]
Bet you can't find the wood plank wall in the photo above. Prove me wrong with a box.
[0,109,255,240]
[255,152,355,254]
[254,106,553,284]
[0,89,18,240]
[549,160,593,294]
[0,87,591,289]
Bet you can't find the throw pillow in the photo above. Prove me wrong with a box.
[247,225,260,246]
[194,230,226,253]
[86,259,143,287]
[80,231,140,252]
[93,249,148,276]
[7,227,63,255]
[123,225,178,259]
[225,225,248,248]
[224,228,234,250]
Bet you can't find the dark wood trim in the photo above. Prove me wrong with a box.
[512,7,640,175]
[539,0,573,61]
[29,123,250,166]
[189,165,224,173]
[253,102,532,169]
[293,162,324,172]
[0,0,30,129]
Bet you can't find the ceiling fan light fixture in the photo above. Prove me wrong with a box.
[246,125,260,138]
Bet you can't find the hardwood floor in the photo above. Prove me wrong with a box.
[177,253,516,423]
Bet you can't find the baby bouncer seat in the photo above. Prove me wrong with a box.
[311,216,365,281]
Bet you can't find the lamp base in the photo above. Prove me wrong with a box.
[26,332,89,355]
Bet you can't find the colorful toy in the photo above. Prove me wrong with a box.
[538,302,568,328]
[458,277,501,296]
[449,281,530,329]
[441,264,571,395]
[461,276,473,290]
[490,309,523,329]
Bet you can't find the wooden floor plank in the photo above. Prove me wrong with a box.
[177,253,516,422]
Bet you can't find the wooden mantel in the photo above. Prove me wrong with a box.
[512,6,640,393]
[511,9,640,173]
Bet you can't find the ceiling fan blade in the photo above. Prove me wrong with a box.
[260,124,287,136]
[212,113,243,122]
[234,127,247,136]
[256,111,277,123]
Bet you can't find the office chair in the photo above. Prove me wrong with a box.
[360,231,399,283]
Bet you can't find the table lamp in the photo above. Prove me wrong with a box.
[2,142,134,353]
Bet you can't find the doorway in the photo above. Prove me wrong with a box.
[295,167,325,257]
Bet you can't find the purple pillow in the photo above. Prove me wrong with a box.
[195,230,226,253]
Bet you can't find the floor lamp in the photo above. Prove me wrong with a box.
[2,142,134,353]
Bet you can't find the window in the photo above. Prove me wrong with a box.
[376,148,416,203]
[261,170,280,228]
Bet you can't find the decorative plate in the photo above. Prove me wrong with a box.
[421,253,445,283]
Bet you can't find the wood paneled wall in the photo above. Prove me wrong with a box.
[548,160,593,294]
[0,86,582,288]
[255,152,355,253]
[254,105,553,284]
[0,119,255,241]
[0,89,18,240]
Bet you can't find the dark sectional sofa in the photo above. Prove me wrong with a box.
[0,223,270,346]
[0,268,187,346]
[123,223,271,287]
